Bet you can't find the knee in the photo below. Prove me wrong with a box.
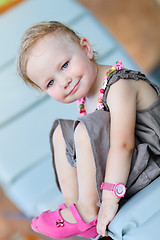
[52,125,63,145]
[74,122,88,145]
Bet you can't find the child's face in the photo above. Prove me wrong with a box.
[26,34,97,103]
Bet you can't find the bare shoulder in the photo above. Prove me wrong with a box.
[107,78,137,109]
[107,78,158,111]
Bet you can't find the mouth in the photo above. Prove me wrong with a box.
[69,79,80,95]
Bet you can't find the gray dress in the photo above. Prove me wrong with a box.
[49,69,160,205]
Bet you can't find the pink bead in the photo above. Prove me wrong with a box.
[120,65,124,69]
[81,112,86,116]
[114,61,124,71]
[115,66,119,70]
[116,65,124,70]
[100,89,105,93]
[77,97,85,104]
[97,102,104,110]
[100,93,104,98]
[104,75,108,80]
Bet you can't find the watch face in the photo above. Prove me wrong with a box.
[114,183,126,198]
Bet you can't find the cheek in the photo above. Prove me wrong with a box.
[47,88,65,102]
[71,62,83,76]
[71,57,89,74]
[76,59,95,78]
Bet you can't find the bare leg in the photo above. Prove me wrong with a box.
[53,125,79,206]
[61,122,99,223]
[75,122,99,221]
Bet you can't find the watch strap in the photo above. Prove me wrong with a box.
[100,182,114,191]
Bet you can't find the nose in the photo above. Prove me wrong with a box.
[59,76,72,88]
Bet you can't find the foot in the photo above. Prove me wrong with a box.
[35,203,98,239]
[60,202,98,224]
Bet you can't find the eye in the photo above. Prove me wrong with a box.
[47,79,54,87]
[61,61,69,70]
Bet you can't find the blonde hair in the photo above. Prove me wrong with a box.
[17,21,86,90]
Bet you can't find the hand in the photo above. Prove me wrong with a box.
[97,200,119,237]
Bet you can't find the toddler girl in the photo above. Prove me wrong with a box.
[17,21,160,239]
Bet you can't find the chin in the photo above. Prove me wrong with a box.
[62,98,76,104]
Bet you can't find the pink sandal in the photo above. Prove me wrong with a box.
[35,203,98,239]
[31,203,66,233]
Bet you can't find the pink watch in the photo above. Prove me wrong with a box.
[100,182,126,198]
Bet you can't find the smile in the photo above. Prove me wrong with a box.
[69,79,80,95]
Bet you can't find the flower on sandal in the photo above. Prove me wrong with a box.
[56,219,64,228]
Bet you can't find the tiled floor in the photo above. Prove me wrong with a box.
[0,0,159,240]
[0,187,41,240]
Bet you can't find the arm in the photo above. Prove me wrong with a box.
[97,79,137,236]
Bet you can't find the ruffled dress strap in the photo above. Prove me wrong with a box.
[102,68,160,111]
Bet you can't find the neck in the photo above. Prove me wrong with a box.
[84,64,111,114]
[86,63,111,98]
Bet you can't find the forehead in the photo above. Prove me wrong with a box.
[30,33,79,56]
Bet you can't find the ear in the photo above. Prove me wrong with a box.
[79,38,93,60]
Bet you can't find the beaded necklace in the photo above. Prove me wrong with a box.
[77,61,124,116]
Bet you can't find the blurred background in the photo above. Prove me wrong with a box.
[0,0,159,240]
[78,0,160,77]
[0,0,160,74]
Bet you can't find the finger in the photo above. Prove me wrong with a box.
[105,229,109,237]
[97,217,111,237]
[97,223,107,237]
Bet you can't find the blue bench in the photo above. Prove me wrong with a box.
[0,0,159,239]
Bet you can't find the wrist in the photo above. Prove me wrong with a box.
[102,190,120,203]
